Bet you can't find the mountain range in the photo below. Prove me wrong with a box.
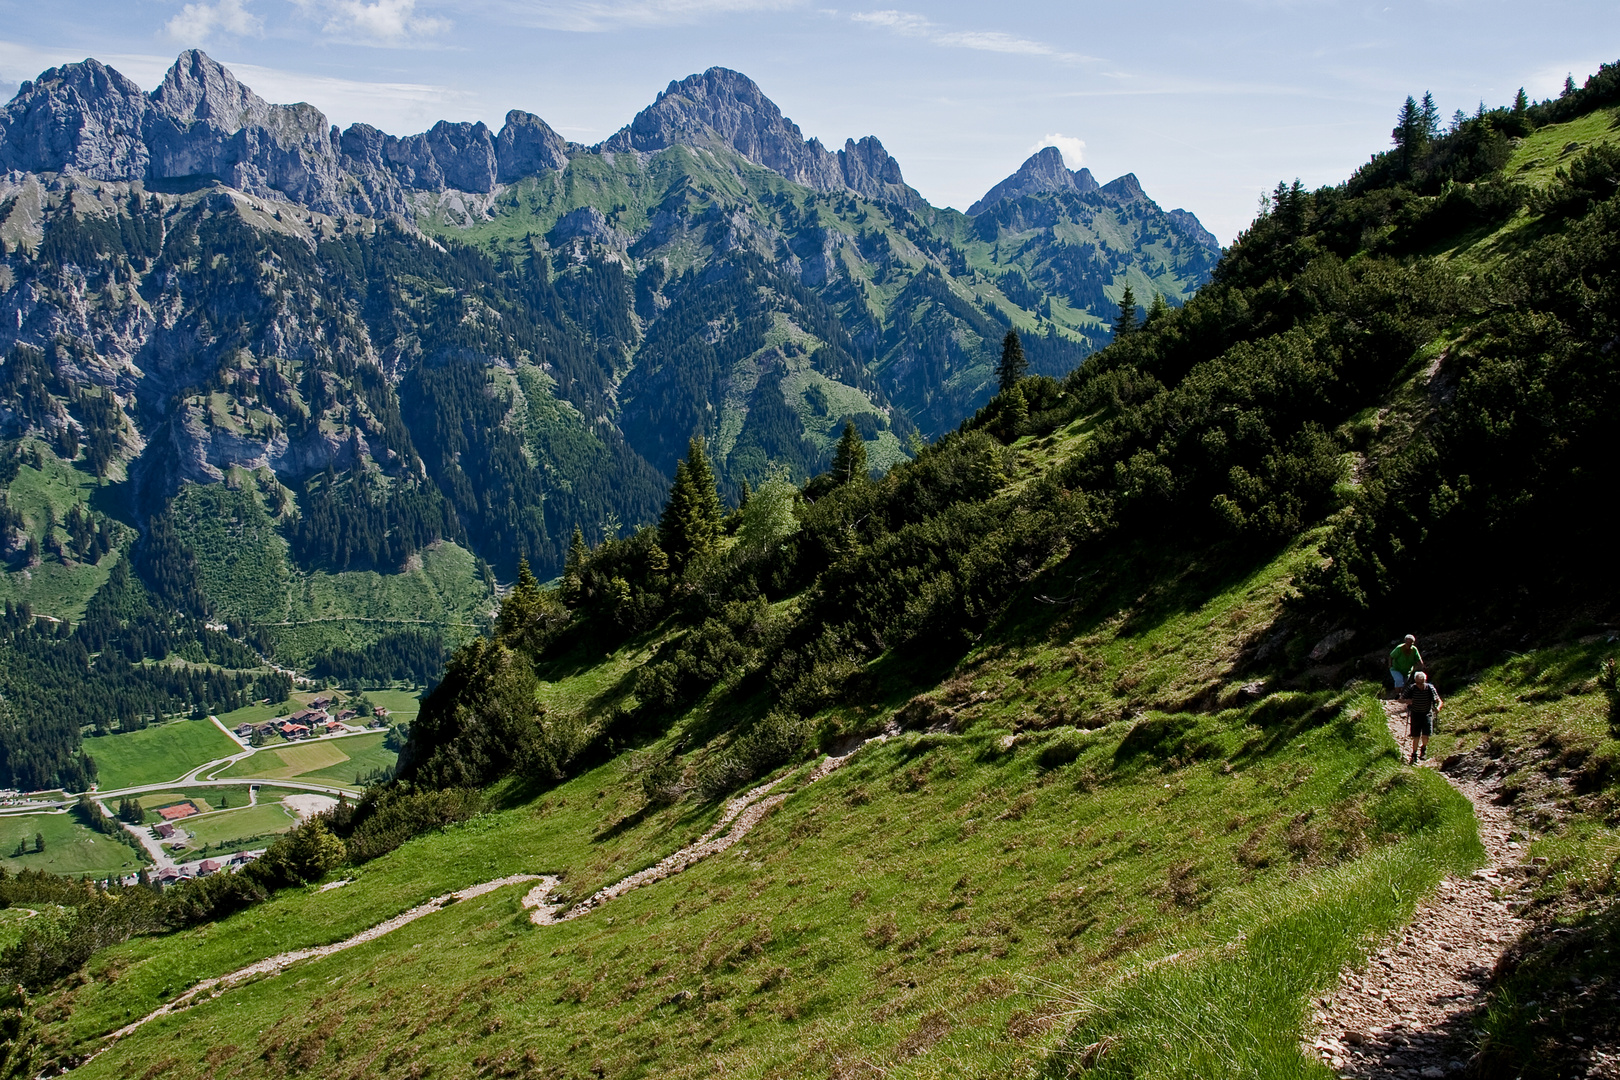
[0,50,1218,694]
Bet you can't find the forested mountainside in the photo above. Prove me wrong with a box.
[7,64,1618,1080]
[0,53,1216,789]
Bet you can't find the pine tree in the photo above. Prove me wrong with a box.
[831,422,869,486]
[562,525,588,604]
[1145,292,1171,326]
[1513,87,1529,114]
[659,438,724,566]
[1393,95,1428,170]
[996,330,1028,392]
[1419,91,1440,141]
[1563,74,1576,98]
[1114,283,1139,339]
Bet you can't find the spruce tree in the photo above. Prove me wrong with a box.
[831,422,869,486]
[996,330,1027,392]
[1393,95,1427,170]
[1419,91,1440,140]
[659,438,724,566]
[1113,283,1139,339]
[1146,292,1170,326]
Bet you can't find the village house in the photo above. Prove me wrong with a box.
[157,802,198,822]
[198,859,222,875]
[154,822,177,839]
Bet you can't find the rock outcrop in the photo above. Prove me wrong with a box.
[0,51,575,217]
[967,146,1098,215]
[600,67,924,208]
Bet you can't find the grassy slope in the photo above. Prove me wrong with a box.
[0,443,125,621]
[41,421,1485,1076]
[82,720,239,790]
[0,811,146,877]
[180,802,297,851]
[266,540,493,666]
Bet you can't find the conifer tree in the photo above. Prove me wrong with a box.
[1419,91,1440,140]
[1393,95,1429,170]
[996,330,1027,392]
[562,525,588,604]
[1145,292,1171,326]
[1513,87,1528,114]
[831,422,869,486]
[1113,283,1139,339]
[659,437,724,566]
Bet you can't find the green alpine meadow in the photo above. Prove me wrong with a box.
[0,41,1618,1080]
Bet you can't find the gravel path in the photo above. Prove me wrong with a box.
[94,727,894,1065]
[1308,700,1533,1078]
[523,728,890,924]
[96,873,545,1056]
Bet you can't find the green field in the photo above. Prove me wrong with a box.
[128,786,255,821]
[363,689,422,724]
[178,802,298,853]
[0,811,147,877]
[213,697,302,730]
[216,733,395,784]
[84,720,241,791]
[295,733,397,784]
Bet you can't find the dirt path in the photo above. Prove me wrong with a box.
[523,726,891,924]
[1308,700,1531,1077]
[95,873,546,1057]
[92,728,894,1065]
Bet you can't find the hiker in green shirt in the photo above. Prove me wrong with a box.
[1389,635,1424,693]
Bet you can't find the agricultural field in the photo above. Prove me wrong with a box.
[363,689,422,724]
[0,811,146,878]
[129,786,255,822]
[217,733,395,785]
[178,802,298,856]
[83,719,240,791]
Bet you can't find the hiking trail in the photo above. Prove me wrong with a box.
[86,726,892,1066]
[1307,698,1533,1078]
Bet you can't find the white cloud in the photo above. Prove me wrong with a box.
[482,0,798,32]
[165,0,263,44]
[0,41,176,88]
[851,9,1092,63]
[1031,133,1085,168]
[292,0,451,44]
[220,62,478,131]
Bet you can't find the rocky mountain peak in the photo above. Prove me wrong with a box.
[601,68,922,208]
[0,58,152,180]
[1099,172,1146,203]
[151,49,267,130]
[967,146,1099,216]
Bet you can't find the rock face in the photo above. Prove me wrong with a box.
[145,51,347,213]
[0,59,153,180]
[0,51,574,216]
[1168,208,1220,249]
[967,147,1099,216]
[967,150,1218,246]
[601,67,924,208]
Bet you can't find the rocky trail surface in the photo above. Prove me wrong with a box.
[1309,700,1534,1078]
[86,727,892,1068]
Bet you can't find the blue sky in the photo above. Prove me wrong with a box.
[1,1,1615,241]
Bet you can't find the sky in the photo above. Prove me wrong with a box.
[0,1,1616,242]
